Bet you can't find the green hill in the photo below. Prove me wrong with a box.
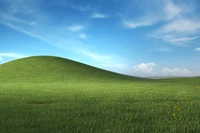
[0,56,142,83]
[1,56,200,133]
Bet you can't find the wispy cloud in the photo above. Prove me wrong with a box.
[0,1,113,64]
[79,33,90,39]
[157,19,200,34]
[0,57,3,61]
[1,15,111,65]
[123,19,157,29]
[159,35,199,46]
[153,0,200,45]
[122,0,182,29]
[122,1,164,29]
[67,25,91,39]
[123,0,200,46]
[4,23,49,43]
[49,1,94,12]
[67,24,84,32]
[153,18,200,45]
[91,13,107,19]
[195,48,200,51]
[0,0,47,25]
[71,5,94,12]
[164,0,181,20]
[0,53,27,59]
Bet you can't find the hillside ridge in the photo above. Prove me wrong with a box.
[0,56,142,83]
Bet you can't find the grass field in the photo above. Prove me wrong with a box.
[0,56,200,133]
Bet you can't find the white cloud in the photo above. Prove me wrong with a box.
[71,5,94,12]
[132,62,199,77]
[0,0,121,66]
[159,34,199,45]
[79,33,89,39]
[0,53,27,59]
[123,0,200,46]
[153,1,200,45]
[123,19,157,29]
[0,57,3,61]
[164,0,181,20]
[122,0,182,29]
[4,23,49,43]
[153,21,200,45]
[153,19,200,45]
[91,13,107,19]
[157,19,200,34]
[133,62,156,73]
[195,48,200,51]
[0,0,47,26]
[67,24,84,32]
[162,68,191,76]
[0,13,111,64]
[122,1,164,29]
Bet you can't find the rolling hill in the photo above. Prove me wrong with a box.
[0,56,143,83]
[0,56,200,133]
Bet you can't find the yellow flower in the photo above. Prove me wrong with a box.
[187,98,191,102]
[174,106,180,110]
[174,106,178,109]
[172,113,176,116]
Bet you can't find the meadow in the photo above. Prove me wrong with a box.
[0,56,200,133]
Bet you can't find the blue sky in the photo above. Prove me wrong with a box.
[0,0,200,77]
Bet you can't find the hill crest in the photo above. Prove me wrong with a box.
[0,56,141,83]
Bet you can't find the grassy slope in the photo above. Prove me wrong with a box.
[0,56,142,83]
[0,56,200,133]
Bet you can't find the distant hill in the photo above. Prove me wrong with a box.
[0,56,143,83]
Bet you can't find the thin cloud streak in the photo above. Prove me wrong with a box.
[0,2,117,65]
[91,13,107,19]
[123,19,157,29]
[0,53,27,59]
[195,48,200,51]
[67,24,84,32]
[5,21,117,65]
[159,35,199,46]
[71,5,94,12]
[79,33,90,39]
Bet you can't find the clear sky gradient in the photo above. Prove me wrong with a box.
[0,0,200,77]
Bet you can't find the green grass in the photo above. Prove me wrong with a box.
[0,56,200,133]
